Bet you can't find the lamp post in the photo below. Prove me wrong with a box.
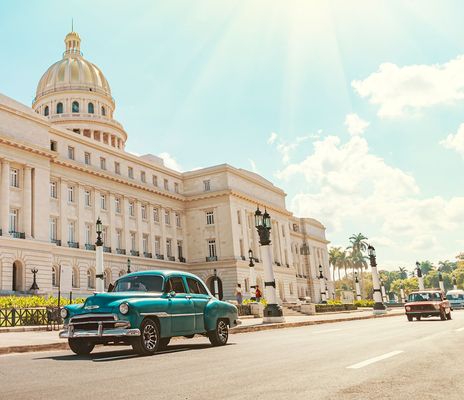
[318,265,327,303]
[416,262,425,290]
[354,272,361,301]
[380,280,387,303]
[213,268,219,299]
[248,249,256,300]
[127,258,131,274]
[254,207,284,322]
[95,217,104,292]
[438,272,445,292]
[368,245,386,314]
[400,283,405,303]
[30,268,39,292]
[453,276,458,290]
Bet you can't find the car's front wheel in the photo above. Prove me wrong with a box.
[407,315,413,322]
[68,338,95,355]
[446,310,452,320]
[208,319,229,346]
[132,318,160,356]
[440,309,447,321]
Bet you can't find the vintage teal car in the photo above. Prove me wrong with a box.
[59,270,239,356]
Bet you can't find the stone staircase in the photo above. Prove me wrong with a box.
[281,304,308,316]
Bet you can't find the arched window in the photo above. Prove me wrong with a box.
[289,283,294,295]
[104,269,112,290]
[88,102,94,114]
[101,106,106,116]
[87,268,95,289]
[72,101,79,113]
[72,267,79,288]
[119,270,125,277]
[44,106,49,116]
[56,102,63,114]
[52,266,58,287]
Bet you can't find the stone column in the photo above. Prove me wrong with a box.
[23,166,32,237]
[136,201,143,254]
[160,207,167,258]
[109,193,116,251]
[59,179,68,244]
[123,197,131,252]
[77,186,85,246]
[0,160,10,234]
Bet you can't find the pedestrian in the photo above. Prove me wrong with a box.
[255,285,262,303]
[234,283,243,304]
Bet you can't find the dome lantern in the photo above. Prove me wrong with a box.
[64,31,82,57]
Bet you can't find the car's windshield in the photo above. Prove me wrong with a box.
[446,293,464,300]
[113,275,163,292]
[408,292,442,302]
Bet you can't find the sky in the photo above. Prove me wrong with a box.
[1,0,464,271]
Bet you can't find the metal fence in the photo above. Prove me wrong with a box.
[0,307,62,328]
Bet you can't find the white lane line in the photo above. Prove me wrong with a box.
[455,327,464,332]
[347,350,404,369]
[313,328,342,334]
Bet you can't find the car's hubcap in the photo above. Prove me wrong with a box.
[143,324,158,351]
[218,321,228,343]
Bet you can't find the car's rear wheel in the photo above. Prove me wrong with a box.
[68,338,95,355]
[407,315,413,322]
[415,316,421,321]
[446,310,452,320]
[132,318,160,356]
[440,309,447,320]
[208,319,229,346]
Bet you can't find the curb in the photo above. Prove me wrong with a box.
[0,342,69,355]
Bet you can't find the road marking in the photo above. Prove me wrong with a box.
[347,350,404,369]
[455,327,464,332]
[313,328,342,334]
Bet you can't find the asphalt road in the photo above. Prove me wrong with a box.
[2,311,464,400]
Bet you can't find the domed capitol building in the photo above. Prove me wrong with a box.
[0,31,332,302]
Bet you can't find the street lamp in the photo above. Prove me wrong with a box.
[318,265,327,303]
[438,271,445,292]
[453,276,458,290]
[368,245,386,314]
[400,282,405,303]
[213,268,219,299]
[248,249,256,300]
[254,206,284,323]
[127,258,131,274]
[30,268,39,292]
[416,261,425,290]
[380,280,387,303]
[354,272,361,301]
[95,217,104,292]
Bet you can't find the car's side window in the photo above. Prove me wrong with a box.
[197,281,209,295]
[187,278,200,294]
[166,277,186,294]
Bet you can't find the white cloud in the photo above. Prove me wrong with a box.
[268,132,278,145]
[158,152,182,172]
[352,56,464,117]
[440,123,464,157]
[344,113,369,136]
[248,159,258,173]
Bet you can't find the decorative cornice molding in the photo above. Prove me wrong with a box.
[0,134,56,159]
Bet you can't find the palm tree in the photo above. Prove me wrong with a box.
[329,247,342,282]
[398,267,408,279]
[418,260,434,275]
[337,249,350,279]
[348,233,369,291]
[438,260,456,273]
[348,233,369,254]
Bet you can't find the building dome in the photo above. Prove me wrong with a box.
[35,31,112,101]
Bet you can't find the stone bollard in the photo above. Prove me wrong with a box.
[250,302,264,317]
[300,303,316,315]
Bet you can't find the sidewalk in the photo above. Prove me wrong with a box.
[0,308,404,355]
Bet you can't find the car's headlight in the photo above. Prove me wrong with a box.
[60,308,68,319]
[119,302,129,315]
[405,306,411,312]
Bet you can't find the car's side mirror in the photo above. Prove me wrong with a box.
[167,290,176,298]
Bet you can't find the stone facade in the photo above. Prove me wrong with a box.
[0,31,332,302]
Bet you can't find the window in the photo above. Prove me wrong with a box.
[100,194,107,210]
[206,211,215,225]
[87,269,95,289]
[174,182,179,193]
[114,162,120,175]
[175,212,181,228]
[56,102,63,114]
[50,181,58,198]
[203,180,211,191]
[52,266,58,287]
[84,152,91,165]
[115,197,121,213]
[143,235,149,253]
[68,146,75,160]
[164,179,169,190]
[72,268,79,288]
[153,207,159,222]
[67,186,75,203]
[104,269,112,290]
[116,229,122,249]
[102,226,108,246]
[154,236,161,255]
[88,102,94,114]
[85,224,91,244]
[164,210,170,225]
[152,175,158,186]
[128,167,134,179]
[130,232,136,251]
[49,218,57,241]
[141,171,146,183]
[72,101,79,113]
[141,204,147,220]
[208,239,217,258]
[84,190,91,207]
[44,106,49,116]
[186,278,208,295]
[129,201,135,217]
[237,210,241,224]
[166,277,186,294]
[101,106,106,116]
[68,221,76,242]
[166,239,172,257]
[100,157,106,170]
[9,168,19,188]
[50,140,57,151]
[177,240,183,259]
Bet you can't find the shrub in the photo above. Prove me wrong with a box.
[0,296,85,309]
[327,299,342,305]
[242,298,268,307]
[354,299,375,308]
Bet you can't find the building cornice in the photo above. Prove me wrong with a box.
[0,132,56,159]
[0,101,50,128]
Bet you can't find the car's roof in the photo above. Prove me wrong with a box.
[409,289,442,293]
[446,289,464,294]
[120,270,201,280]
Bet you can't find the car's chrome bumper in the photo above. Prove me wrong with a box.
[60,326,141,339]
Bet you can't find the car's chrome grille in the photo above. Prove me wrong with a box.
[70,314,117,331]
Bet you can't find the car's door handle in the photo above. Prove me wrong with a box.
[186,295,192,300]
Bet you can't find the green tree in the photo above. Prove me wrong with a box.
[398,267,408,279]
[390,278,419,296]
[418,260,435,275]
[438,260,456,273]
[329,247,343,282]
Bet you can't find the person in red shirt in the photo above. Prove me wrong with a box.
[255,285,262,302]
